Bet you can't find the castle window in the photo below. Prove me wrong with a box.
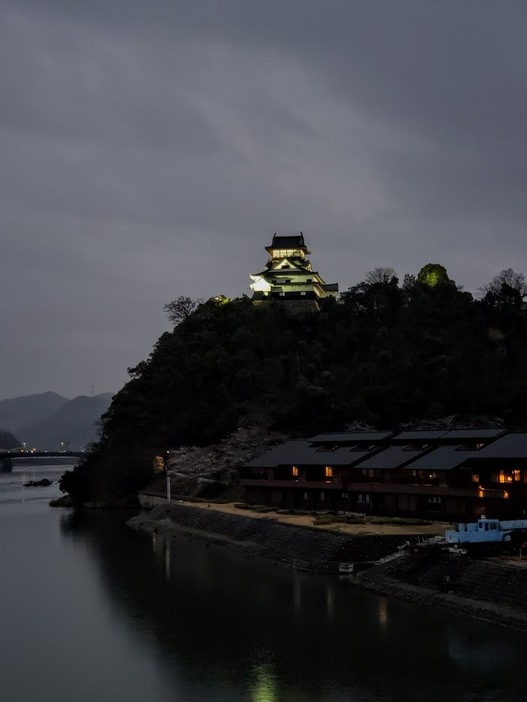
[325,466,333,478]
[292,465,299,477]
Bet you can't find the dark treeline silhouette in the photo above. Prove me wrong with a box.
[61,265,527,502]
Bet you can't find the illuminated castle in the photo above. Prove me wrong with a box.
[250,233,338,302]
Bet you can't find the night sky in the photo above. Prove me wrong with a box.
[2,0,527,398]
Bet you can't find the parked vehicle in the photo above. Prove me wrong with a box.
[445,517,527,545]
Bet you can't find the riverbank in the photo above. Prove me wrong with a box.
[137,494,448,537]
[354,550,527,632]
[128,502,416,572]
[131,499,527,632]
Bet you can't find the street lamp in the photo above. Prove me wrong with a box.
[166,471,174,503]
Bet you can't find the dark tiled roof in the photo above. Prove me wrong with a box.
[393,430,449,442]
[310,432,393,443]
[441,428,506,441]
[245,429,527,472]
[269,234,307,249]
[322,283,339,292]
[474,433,527,459]
[354,446,431,470]
[245,440,376,468]
[401,445,480,471]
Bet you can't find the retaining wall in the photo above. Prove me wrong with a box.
[128,503,412,572]
[357,551,527,631]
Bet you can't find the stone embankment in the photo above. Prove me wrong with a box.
[355,551,527,632]
[128,503,412,573]
[129,502,527,630]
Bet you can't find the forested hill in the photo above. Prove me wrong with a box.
[61,269,527,502]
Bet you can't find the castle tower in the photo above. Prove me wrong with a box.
[250,233,338,302]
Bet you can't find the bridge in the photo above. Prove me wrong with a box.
[0,451,86,472]
[7,451,85,459]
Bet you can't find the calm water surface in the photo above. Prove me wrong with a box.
[2,463,527,702]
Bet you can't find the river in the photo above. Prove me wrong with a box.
[2,463,527,702]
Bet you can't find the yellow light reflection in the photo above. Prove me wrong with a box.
[251,661,277,702]
[378,598,388,627]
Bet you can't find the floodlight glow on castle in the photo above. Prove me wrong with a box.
[250,233,338,302]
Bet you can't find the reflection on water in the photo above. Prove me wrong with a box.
[3,475,527,701]
[58,510,527,702]
[0,463,66,504]
[378,597,389,627]
[251,659,277,702]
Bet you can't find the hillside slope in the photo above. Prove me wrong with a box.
[60,279,527,503]
[0,430,21,450]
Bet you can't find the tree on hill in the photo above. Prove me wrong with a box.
[480,268,527,308]
[364,267,397,285]
[164,296,203,326]
[417,263,452,287]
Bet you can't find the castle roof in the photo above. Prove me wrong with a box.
[267,233,308,251]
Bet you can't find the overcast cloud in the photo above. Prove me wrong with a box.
[1,0,527,399]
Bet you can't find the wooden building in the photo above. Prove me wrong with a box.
[241,429,527,521]
[250,233,338,302]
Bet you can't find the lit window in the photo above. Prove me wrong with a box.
[292,465,299,477]
[325,466,333,478]
[497,470,517,484]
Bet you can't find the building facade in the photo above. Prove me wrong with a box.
[250,233,338,302]
[241,429,527,521]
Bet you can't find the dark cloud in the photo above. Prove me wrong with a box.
[1,1,527,397]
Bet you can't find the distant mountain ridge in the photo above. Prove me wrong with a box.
[0,391,68,433]
[0,391,113,451]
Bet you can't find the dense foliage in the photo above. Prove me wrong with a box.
[61,269,527,502]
